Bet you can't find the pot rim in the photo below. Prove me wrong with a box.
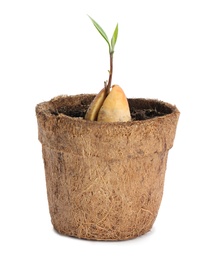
[36,94,180,127]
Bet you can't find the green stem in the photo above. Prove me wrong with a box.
[105,52,113,96]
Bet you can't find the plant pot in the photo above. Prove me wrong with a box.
[36,94,180,241]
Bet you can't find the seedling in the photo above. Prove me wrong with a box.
[85,16,131,122]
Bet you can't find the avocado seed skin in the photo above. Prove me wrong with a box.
[97,85,131,122]
[85,87,107,121]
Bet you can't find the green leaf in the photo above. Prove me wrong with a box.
[111,23,118,53]
[88,15,111,51]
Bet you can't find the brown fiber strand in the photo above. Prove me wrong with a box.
[36,94,180,241]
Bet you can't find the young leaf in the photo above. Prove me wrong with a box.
[111,23,118,53]
[88,15,111,51]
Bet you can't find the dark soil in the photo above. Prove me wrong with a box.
[51,97,172,121]
[130,107,166,120]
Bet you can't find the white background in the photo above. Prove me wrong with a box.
[1,0,211,259]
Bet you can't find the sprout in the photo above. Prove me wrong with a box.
[88,15,118,95]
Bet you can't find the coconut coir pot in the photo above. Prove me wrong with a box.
[36,94,179,241]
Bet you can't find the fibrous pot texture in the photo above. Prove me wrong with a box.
[36,94,179,241]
